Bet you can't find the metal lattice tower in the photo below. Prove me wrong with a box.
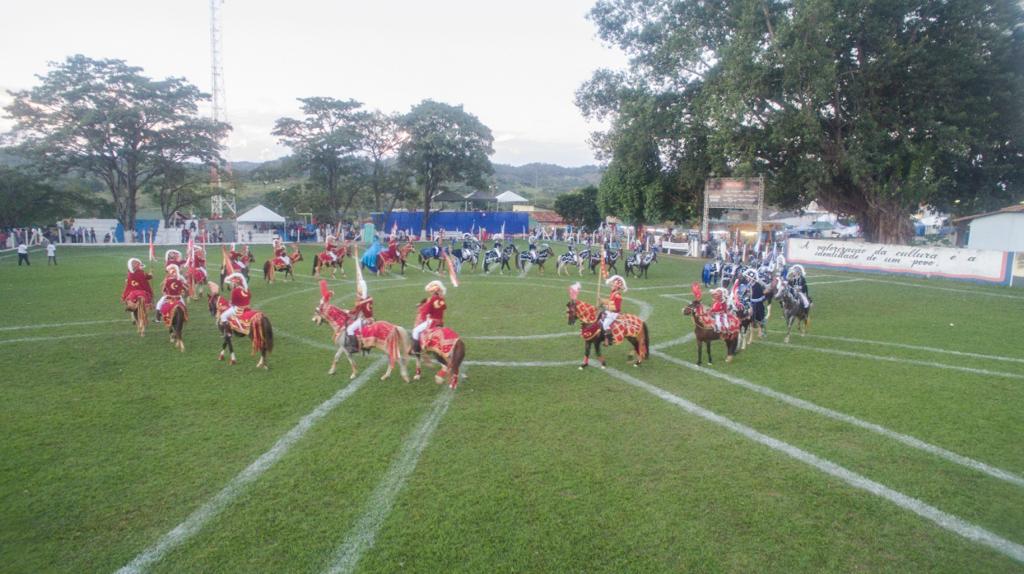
[209,0,235,218]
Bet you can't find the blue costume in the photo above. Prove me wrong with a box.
[361,237,384,273]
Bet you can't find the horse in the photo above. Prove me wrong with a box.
[589,249,620,275]
[410,324,466,388]
[207,283,274,368]
[312,245,347,279]
[264,248,302,283]
[449,242,480,273]
[124,294,149,337]
[681,299,739,365]
[311,300,412,380]
[518,245,554,275]
[377,242,414,275]
[778,285,811,343]
[156,298,187,352]
[418,245,446,272]
[566,299,649,368]
[625,250,658,279]
[183,265,208,300]
[556,247,584,276]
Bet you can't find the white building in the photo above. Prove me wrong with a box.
[953,204,1024,251]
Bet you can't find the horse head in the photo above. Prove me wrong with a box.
[566,300,577,325]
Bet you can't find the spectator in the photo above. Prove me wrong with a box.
[46,241,57,265]
[17,241,30,266]
[90,228,96,243]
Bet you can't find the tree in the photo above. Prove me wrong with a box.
[399,100,494,234]
[580,0,1024,242]
[554,185,603,229]
[143,162,213,226]
[353,111,409,215]
[3,55,228,232]
[0,166,102,227]
[272,97,364,221]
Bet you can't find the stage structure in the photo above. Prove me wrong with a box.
[701,177,764,241]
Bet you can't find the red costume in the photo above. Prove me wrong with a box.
[419,293,447,326]
[122,269,153,304]
[273,245,287,258]
[351,296,374,321]
[710,299,726,314]
[606,291,623,313]
[159,276,188,316]
[230,286,251,309]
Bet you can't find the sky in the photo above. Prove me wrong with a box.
[0,0,627,166]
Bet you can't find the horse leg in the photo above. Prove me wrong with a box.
[580,339,591,370]
[784,316,794,344]
[706,339,713,366]
[696,338,702,365]
[226,331,237,364]
[328,339,346,376]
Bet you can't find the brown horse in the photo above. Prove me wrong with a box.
[264,247,303,283]
[566,299,649,368]
[312,245,348,278]
[207,283,274,368]
[682,300,739,365]
[312,300,412,381]
[124,295,149,337]
[411,325,466,389]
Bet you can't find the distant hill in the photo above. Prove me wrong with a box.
[492,162,602,196]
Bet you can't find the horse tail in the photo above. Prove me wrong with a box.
[449,339,466,388]
[172,306,186,340]
[136,298,147,327]
[641,321,650,360]
[263,260,272,282]
[252,314,273,355]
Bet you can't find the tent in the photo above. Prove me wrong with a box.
[496,190,529,204]
[237,204,285,223]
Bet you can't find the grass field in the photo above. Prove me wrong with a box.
[1,243,1022,573]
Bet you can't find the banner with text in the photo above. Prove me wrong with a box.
[786,239,1012,285]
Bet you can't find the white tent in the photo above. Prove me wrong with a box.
[496,190,529,204]
[237,204,285,223]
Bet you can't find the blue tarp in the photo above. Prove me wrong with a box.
[373,211,530,237]
[115,219,161,243]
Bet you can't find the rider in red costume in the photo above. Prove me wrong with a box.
[220,273,251,325]
[156,264,187,321]
[121,258,153,305]
[412,280,446,351]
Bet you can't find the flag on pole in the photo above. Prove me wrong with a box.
[222,245,235,276]
[391,221,398,239]
[500,221,505,238]
[148,233,155,262]
[600,247,608,279]
[443,250,460,288]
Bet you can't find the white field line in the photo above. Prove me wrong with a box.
[811,278,864,286]
[464,360,579,367]
[468,332,576,340]
[628,284,688,291]
[651,333,695,351]
[324,387,454,574]
[865,278,1024,300]
[258,286,318,306]
[805,334,1024,365]
[760,341,1024,381]
[116,358,386,574]
[660,294,690,302]
[651,350,1024,489]
[0,247,44,260]
[0,319,123,332]
[603,366,1024,564]
[0,332,133,346]
[277,329,336,352]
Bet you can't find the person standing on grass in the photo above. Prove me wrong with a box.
[46,241,57,265]
[16,242,30,266]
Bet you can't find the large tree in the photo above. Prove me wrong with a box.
[143,162,213,226]
[554,185,603,229]
[399,100,494,234]
[3,55,228,232]
[0,166,104,227]
[580,0,1024,242]
[353,110,410,215]
[272,97,364,220]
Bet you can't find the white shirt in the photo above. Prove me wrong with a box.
[46,244,56,256]
[17,244,28,254]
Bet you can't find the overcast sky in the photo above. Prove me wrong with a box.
[0,0,627,166]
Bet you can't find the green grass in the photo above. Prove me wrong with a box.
[0,244,1022,573]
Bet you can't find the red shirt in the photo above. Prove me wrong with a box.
[230,287,251,308]
[194,254,206,267]
[274,246,286,258]
[163,277,187,298]
[710,300,726,314]
[352,297,374,320]
[419,294,446,325]
[122,270,153,300]
[606,292,622,313]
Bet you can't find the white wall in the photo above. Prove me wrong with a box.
[968,213,1024,252]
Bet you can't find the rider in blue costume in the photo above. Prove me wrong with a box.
[361,236,384,273]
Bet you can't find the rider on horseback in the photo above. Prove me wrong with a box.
[710,288,729,332]
[787,265,812,309]
[324,234,340,263]
[219,272,250,326]
[121,258,153,307]
[345,279,373,353]
[156,264,187,322]
[601,275,626,345]
[412,280,447,353]
[272,237,291,268]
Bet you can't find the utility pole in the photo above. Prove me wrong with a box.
[209,0,236,220]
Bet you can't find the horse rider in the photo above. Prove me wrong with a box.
[219,272,251,326]
[746,269,767,336]
[121,257,153,308]
[412,280,447,352]
[228,244,249,272]
[601,275,627,345]
[345,279,373,352]
[165,249,184,268]
[528,237,538,263]
[323,234,340,264]
[272,237,291,268]
[787,264,812,309]
[156,264,188,322]
[710,288,729,332]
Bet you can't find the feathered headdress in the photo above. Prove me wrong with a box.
[165,263,180,276]
[425,280,447,296]
[225,272,248,291]
[319,279,333,303]
[605,274,627,292]
[127,258,144,272]
[569,282,581,301]
[691,282,703,302]
[164,249,181,263]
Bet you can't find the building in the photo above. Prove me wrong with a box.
[951,204,1024,251]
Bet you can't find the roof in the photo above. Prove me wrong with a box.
[951,203,1024,224]
[432,190,465,202]
[531,210,565,225]
[237,204,286,223]
[464,190,497,201]
[496,190,529,203]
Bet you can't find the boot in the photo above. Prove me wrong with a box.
[604,329,614,346]
[412,339,422,355]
